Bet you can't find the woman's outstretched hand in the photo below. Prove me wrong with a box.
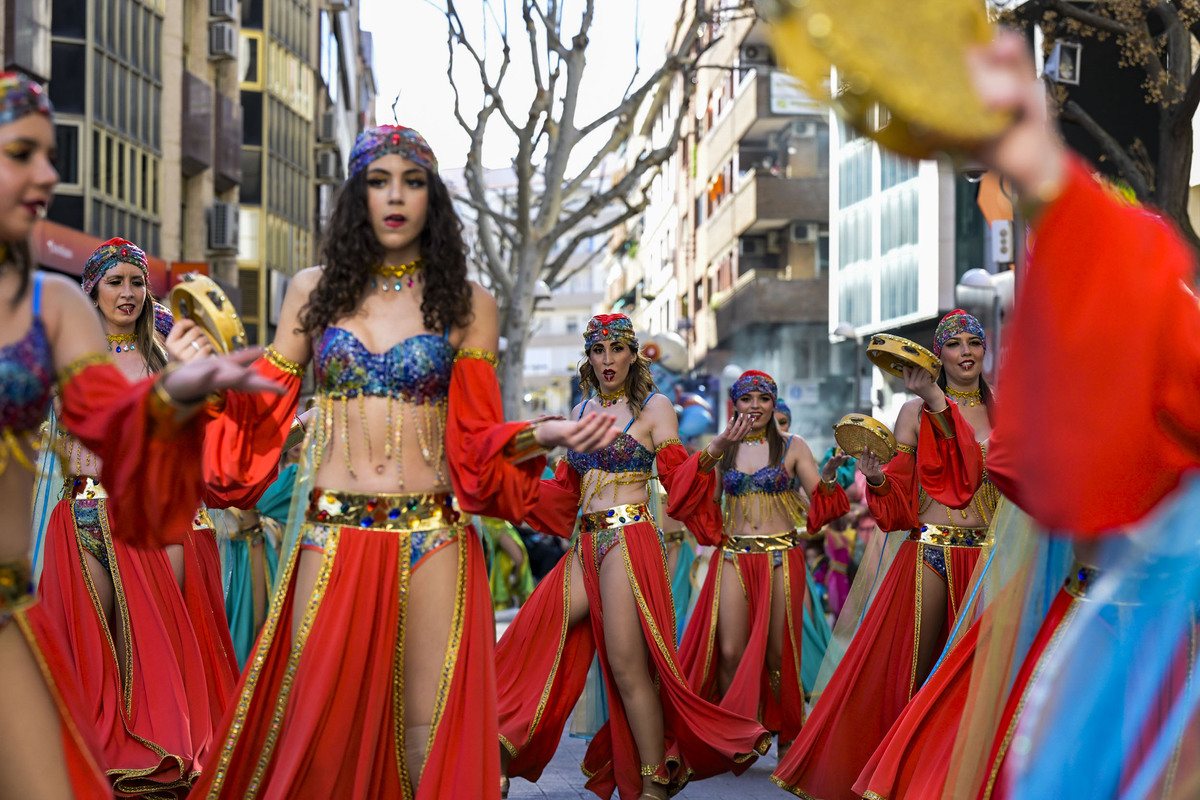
[709,412,755,453]
[535,413,620,453]
[159,348,286,404]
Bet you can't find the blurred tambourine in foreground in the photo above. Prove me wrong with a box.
[169,273,247,354]
[833,413,897,463]
[758,0,1010,158]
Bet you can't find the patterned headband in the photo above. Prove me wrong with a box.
[0,71,52,127]
[584,314,638,350]
[348,125,438,180]
[730,370,777,402]
[82,238,148,295]
[933,309,986,356]
[153,302,174,338]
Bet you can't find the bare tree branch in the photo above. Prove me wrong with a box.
[1060,97,1153,196]
[544,196,649,286]
[1049,0,1138,36]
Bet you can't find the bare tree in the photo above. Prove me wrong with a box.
[442,0,739,416]
[999,0,1200,253]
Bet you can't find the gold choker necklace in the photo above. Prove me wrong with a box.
[106,333,137,353]
[945,386,982,407]
[744,429,768,446]
[597,387,626,407]
[371,258,423,292]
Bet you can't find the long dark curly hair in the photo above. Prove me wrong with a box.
[298,168,473,336]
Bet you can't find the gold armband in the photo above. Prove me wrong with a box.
[896,442,916,456]
[265,345,305,377]
[866,475,892,497]
[697,447,722,474]
[504,422,549,464]
[818,477,839,494]
[924,405,956,439]
[455,348,499,367]
[149,367,205,426]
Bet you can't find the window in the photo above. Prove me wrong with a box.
[242,0,263,29]
[140,153,148,210]
[104,135,113,195]
[52,0,86,39]
[49,43,86,114]
[116,142,125,201]
[54,124,80,186]
[240,32,263,88]
[91,130,100,189]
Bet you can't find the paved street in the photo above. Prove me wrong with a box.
[506,731,785,799]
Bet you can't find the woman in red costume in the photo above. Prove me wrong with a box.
[496,316,771,800]
[0,71,278,800]
[192,125,616,800]
[33,237,239,797]
[676,370,849,762]
[772,312,997,800]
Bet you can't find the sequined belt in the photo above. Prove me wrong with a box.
[580,503,654,535]
[0,558,35,628]
[908,524,991,548]
[63,474,107,501]
[1064,560,1099,599]
[723,529,804,554]
[306,488,460,531]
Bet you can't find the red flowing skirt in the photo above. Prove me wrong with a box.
[190,523,498,800]
[9,606,112,798]
[33,497,238,796]
[771,540,980,800]
[676,545,809,748]
[496,520,770,800]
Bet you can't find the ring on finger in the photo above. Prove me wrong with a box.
[191,340,202,352]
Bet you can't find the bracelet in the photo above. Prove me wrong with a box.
[819,477,839,493]
[149,369,204,424]
[504,422,549,464]
[697,447,722,474]
[265,345,306,377]
[924,405,956,439]
[866,475,892,496]
[283,420,306,452]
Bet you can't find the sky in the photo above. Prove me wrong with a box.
[359,0,681,171]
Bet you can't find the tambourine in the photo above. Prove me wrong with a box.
[759,0,1009,159]
[169,273,247,354]
[833,413,897,463]
[866,333,941,382]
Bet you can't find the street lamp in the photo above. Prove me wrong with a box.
[833,322,864,412]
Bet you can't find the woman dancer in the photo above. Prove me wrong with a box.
[0,70,277,799]
[677,370,849,762]
[192,125,615,799]
[772,311,998,800]
[496,315,770,800]
[34,238,240,797]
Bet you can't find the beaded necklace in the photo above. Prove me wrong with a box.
[945,386,982,407]
[106,333,137,353]
[370,258,423,292]
[596,387,626,407]
[743,428,767,446]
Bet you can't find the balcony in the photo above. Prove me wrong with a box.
[701,171,828,262]
[180,73,212,177]
[713,271,830,335]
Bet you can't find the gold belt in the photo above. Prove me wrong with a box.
[63,475,107,501]
[306,488,460,532]
[580,503,653,535]
[1064,560,1099,599]
[723,529,803,554]
[662,529,687,545]
[0,558,34,616]
[908,524,991,548]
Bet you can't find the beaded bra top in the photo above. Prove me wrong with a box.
[723,463,792,496]
[567,393,659,510]
[0,273,54,474]
[721,437,807,529]
[314,328,454,402]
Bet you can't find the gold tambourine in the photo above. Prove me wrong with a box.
[760,0,1009,159]
[169,273,247,354]
[866,333,941,382]
[833,413,897,463]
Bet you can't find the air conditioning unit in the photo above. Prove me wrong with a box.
[790,222,819,243]
[789,120,817,138]
[208,22,236,60]
[327,0,350,10]
[315,149,342,183]
[739,236,766,257]
[317,109,336,143]
[208,201,239,252]
[210,0,237,21]
[766,230,784,254]
[739,44,770,65]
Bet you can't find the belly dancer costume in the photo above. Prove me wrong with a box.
[194,318,548,798]
[677,372,848,755]
[496,316,770,800]
[33,240,239,797]
[772,323,995,800]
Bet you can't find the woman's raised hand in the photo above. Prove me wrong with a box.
[902,365,946,411]
[534,413,619,454]
[164,319,214,363]
[159,348,286,404]
[857,448,885,486]
[710,413,754,453]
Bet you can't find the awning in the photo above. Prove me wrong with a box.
[30,219,170,297]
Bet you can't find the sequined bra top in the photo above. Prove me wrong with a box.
[566,431,655,476]
[314,328,454,403]
[0,273,54,436]
[723,463,791,497]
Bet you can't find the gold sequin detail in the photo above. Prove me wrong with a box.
[57,352,113,388]
[454,348,498,367]
[264,345,305,377]
[654,438,682,453]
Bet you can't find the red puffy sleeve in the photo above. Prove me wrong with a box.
[57,355,205,546]
[916,401,985,510]
[656,443,723,546]
[865,448,920,533]
[990,155,1200,535]
[807,480,850,534]
[202,349,304,509]
[523,458,583,538]
[445,353,547,523]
